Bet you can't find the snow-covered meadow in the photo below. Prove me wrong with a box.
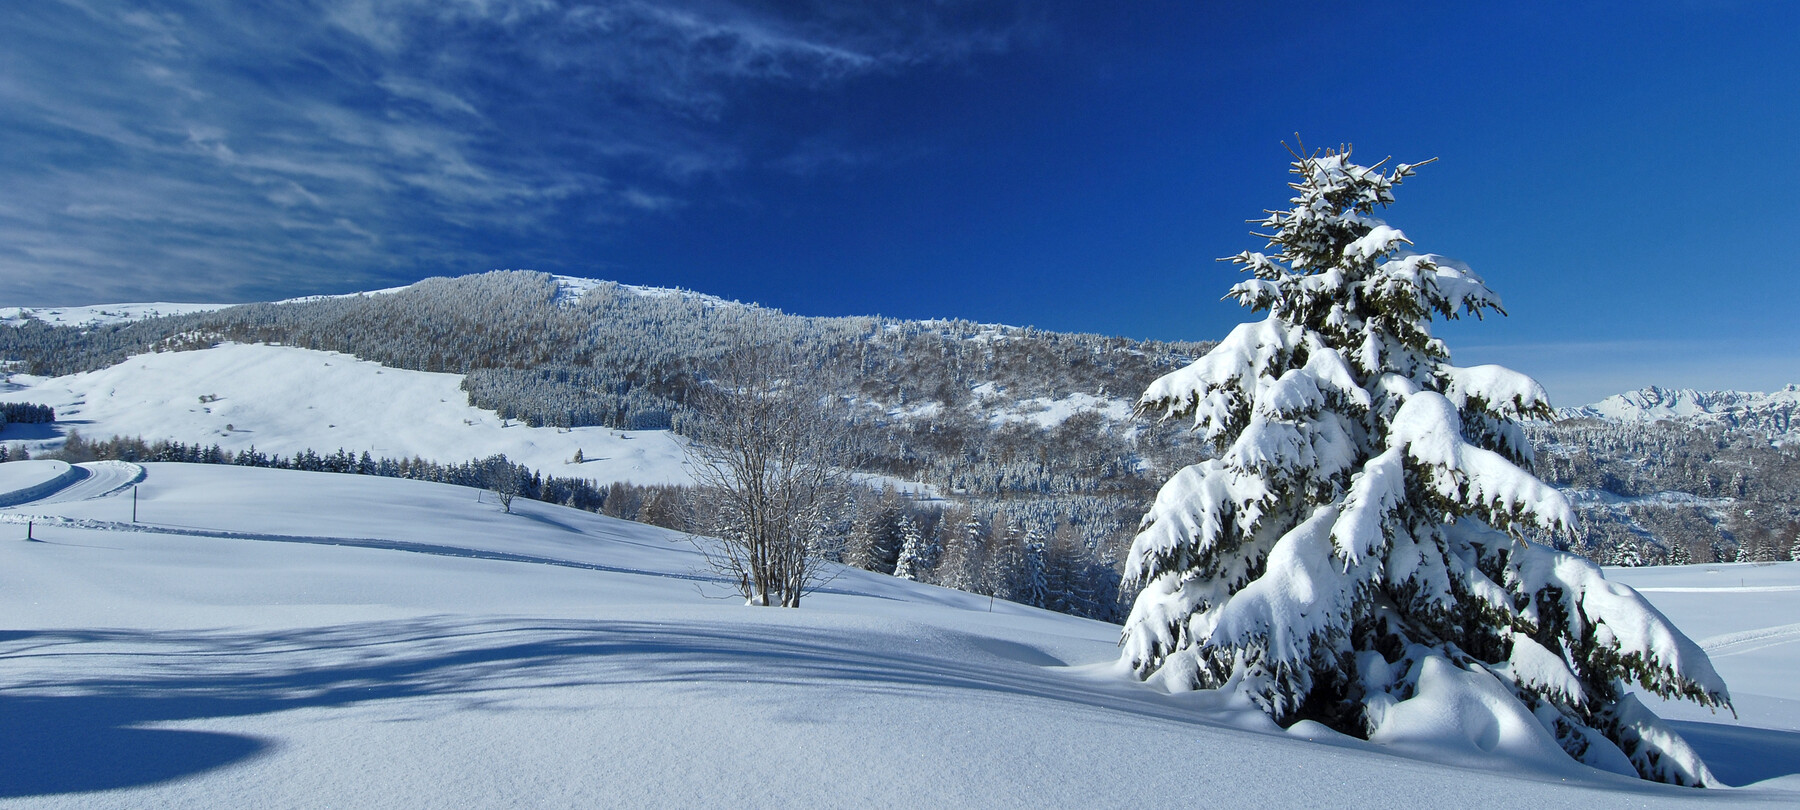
[0,342,690,487]
[0,461,1795,807]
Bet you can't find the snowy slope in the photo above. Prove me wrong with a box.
[0,340,1133,490]
[0,282,426,328]
[0,462,1794,807]
[0,275,707,329]
[0,343,690,487]
[0,302,234,328]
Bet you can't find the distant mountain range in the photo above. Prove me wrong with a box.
[1558,384,1800,440]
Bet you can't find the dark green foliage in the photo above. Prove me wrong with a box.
[0,402,55,424]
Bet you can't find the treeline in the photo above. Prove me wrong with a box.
[460,364,678,431]
[43,431,613,512]
[0,402,54,425]
[830,487,1125,618]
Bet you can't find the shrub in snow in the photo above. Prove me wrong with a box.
[1120,145,1731,786]
[684,342,859,608]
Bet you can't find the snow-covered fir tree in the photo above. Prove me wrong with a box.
[936,513,990,592]
[892,513,929,581]
[1120,146,1731,785]
[1016,525,1051,608]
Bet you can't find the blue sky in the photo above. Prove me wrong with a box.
[2,1,1795,405]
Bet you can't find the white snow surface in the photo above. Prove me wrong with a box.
[0,459,81,507]
[0,463,1795,807]
[987,391,1133,429]
[0,343,690,487]
[556,275,738,308]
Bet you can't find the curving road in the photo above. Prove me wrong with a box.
[0,460,145,506]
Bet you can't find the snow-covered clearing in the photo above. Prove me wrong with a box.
[0,303,232,329]
[988,392,1132,429]
[0,461,1794,807]
[1560,487,1736,510]
[0,343,690,487]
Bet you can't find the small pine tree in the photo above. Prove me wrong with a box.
[1121,145,1730,785]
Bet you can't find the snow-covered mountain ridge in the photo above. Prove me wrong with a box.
[0,274,719,329]
[1560,384,1800,439]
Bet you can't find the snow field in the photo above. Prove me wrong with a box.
[0,464,1795,806]
[0,343,691,487]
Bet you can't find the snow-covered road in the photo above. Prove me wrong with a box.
[27,460,144,504]
[0,460,144,508]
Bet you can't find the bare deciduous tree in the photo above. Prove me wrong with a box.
[683,341,861,607]
[483,454,522,513]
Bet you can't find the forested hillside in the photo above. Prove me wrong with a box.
[0,271,1210,619]
[5,269,1796,613]
[1531,418,1800,565]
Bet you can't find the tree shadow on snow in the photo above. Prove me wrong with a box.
[505,505,585,534]
[0,696,272,797]
[0,617,1744,800]
[0,617,1164,797]
[0,422,74,441]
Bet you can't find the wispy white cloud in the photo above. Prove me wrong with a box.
[0,0,1038,304]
